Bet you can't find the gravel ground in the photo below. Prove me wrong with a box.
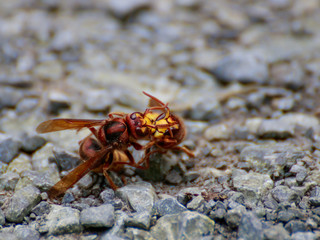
[1,0,320,239]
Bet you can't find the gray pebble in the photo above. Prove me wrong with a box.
[153,197,187,217]
[186,195,205,211]
[0,161,7,174]
[47,91,70,115]
[0,172,19,191]
[262,224,290,240]
[135,151,175,182]
[106,0,151,19]
[257,119,295,139]
[232,172,273,207]
[100,189,115,204]
[125,210,152,230]
[209,208,226,221]
[151,211,215,239]
[16,98,39,113]
[225,205,247,228]
[238,212,263,240]
[101,234,126,240]
[53,149,81,171]
[14,225,40,240]
[272,97,295,111]
[0,87,24,110]
[125,227,155,240]
[271,185,299,203]
[20,135,46,153]
[84,89,114,112]
[0,232,17,240]
[0,208,5,225]
[165,168,183,185]
[15,170,55,192]
[299,196,310,209]
[80,204,115,228]
[102,211,127,238]
[62,192,75,204]
[270,61,304,90]
[240,145,304,177]
[187,195,210,215]
[279,113,319,132]
[183,171,200,183]
[310,186,320,197]
[187,96,222,121]
[0,138,21,164]
[44,205,82,235]
[32,201,51,216]
[266,211,278,222]
[211,53,268,84]
[291,232,317,240]
[77,174,95,190]
[284,220,307,234]
[115,182,157,212]
[227,191,245,209]
[290,165,308,184]
[309,197,320,207]
[277,209,296,223]
[0,75,33,88]
[176,187,202,206]
[5,186,41,223]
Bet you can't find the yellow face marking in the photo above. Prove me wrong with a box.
[142,110,180,139]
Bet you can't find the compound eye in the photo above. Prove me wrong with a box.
[130,113,137,120]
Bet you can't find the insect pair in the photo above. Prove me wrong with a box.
[36,92,194,199]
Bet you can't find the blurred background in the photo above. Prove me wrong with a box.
[2,0,320,239]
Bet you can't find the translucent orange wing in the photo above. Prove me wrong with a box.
[48,147,111,199]
[36,119,105,133]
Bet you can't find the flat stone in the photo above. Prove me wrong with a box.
[291,232,317,240]
[262,224,290,240]
[15,170,56,192]
[0,208,5,225]
[20,135,46,153]
[257,119,295,139]
[106,0,151,18]
[0,172,19,191]
[204,123,232,141]
[5,186,41,223]
[53,149,81,171]
[211,52,268,84]
[151,211,215,239]
[125,210,152,230]
[125,228,155,240]
[225,205,247,228]
[233,172,273,207]
[31,143,54,172]
[7,153,32,174]
[271,185,300,203]
[80,204,115,228]
[0,87,24,110]
[186,195,206,211]
[44,205,82,235]
[32,201,51,216]
[238,212,263,240]
[176,187,202,206]
[284,220,307,234]
[153,197,187,217]
[14,225,40,240]
[115,182,157,212]
[0,138,21,164]
[100,189,115,204]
